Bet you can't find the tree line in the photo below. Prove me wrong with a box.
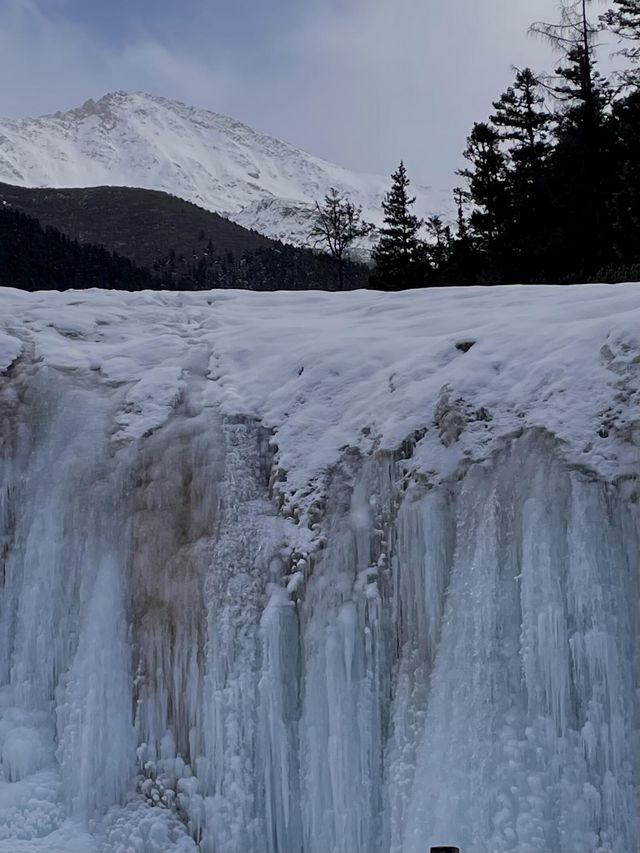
[0,204,369,293]
[0,205,157,291]
[312,0,640,288]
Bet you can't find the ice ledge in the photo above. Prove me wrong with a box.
[1,283,639,493]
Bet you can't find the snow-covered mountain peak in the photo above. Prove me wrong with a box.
[0,91,439,245]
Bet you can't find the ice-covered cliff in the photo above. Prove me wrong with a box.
[0,285,638,853]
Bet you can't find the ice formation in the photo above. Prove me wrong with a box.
[0,286,638,852]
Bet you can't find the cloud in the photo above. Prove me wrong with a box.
[0,0,614,203]
[239,0,564,187]
[0,0,239,117]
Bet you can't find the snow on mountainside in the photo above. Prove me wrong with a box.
[0,92,437,245]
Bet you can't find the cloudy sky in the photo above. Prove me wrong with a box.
[0,0,615,190]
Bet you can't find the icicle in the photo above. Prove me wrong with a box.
[56,556,136,817]
[0,356,637,853]
[258,583,302,853]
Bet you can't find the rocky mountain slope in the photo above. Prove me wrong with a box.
[0,92,436,245]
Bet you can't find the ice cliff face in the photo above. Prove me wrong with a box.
[0,286,639,852]
[0,92,436,245]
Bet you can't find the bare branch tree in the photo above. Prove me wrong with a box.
[309,188,374,289]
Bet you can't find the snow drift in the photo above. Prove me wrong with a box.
[0,284,638,853]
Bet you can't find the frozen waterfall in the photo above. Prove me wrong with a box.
[0,287,638,852]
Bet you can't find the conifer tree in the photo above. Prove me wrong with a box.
[528,2,614,278]
[457,123,508,262]
[555,45,614,271]
[425,215,451,271]
[607,87,640,265]
[440,186,477,283]
[491,69,550,181]
[428,0,640,285]
[453,187,469,242]
[602,0,640,82]
[489,69,551,279]
[371,161,427,290]
[530,1,603,132]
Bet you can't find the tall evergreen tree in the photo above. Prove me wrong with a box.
[602,0,640,82]
[553,45,614,277]
[601,6,640,275]
[491,69,551,181]
[428,0,640,285]
[457,122,509,275]
[531,1,606,139]
[607,88,640,266]
[371,161,427,290]
[490,69,551,279]
[529,2,614,279]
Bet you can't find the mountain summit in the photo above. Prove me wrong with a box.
[0,92,435,245]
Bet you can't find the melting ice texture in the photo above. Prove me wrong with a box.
[0,358,638,852]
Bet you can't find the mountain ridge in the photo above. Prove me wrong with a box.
[0,91,437,245]
[0,182,369,292]
[0,181,273,268]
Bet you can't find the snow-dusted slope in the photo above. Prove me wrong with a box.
[0,92,436,245]
[0,284,639,853]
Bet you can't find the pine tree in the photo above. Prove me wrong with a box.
[425,215,451,272]
[602,0,640,82]
[553,45,610,131]
[309,188,373,289]
[528,1,615,279]
[608,88,640,266]
[606,3,640,268]
[530,1,604,133]
[489,69,551,279]
[553,44,614,277]
[371,162,427,290]
[453,187,468,242]
[491,69,550,181]
[457,122,508,268]
[436,186,477,284]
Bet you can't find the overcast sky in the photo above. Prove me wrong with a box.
[0,0,617,190]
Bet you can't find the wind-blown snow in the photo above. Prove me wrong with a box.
[0,284,638,853]
[0,92,437,245]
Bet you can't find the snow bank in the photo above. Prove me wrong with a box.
[1,283,639,493]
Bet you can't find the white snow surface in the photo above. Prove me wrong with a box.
[0,283,639,853]
[0,92,437,245]
[1,283,639,487]
[0,332,21,374]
